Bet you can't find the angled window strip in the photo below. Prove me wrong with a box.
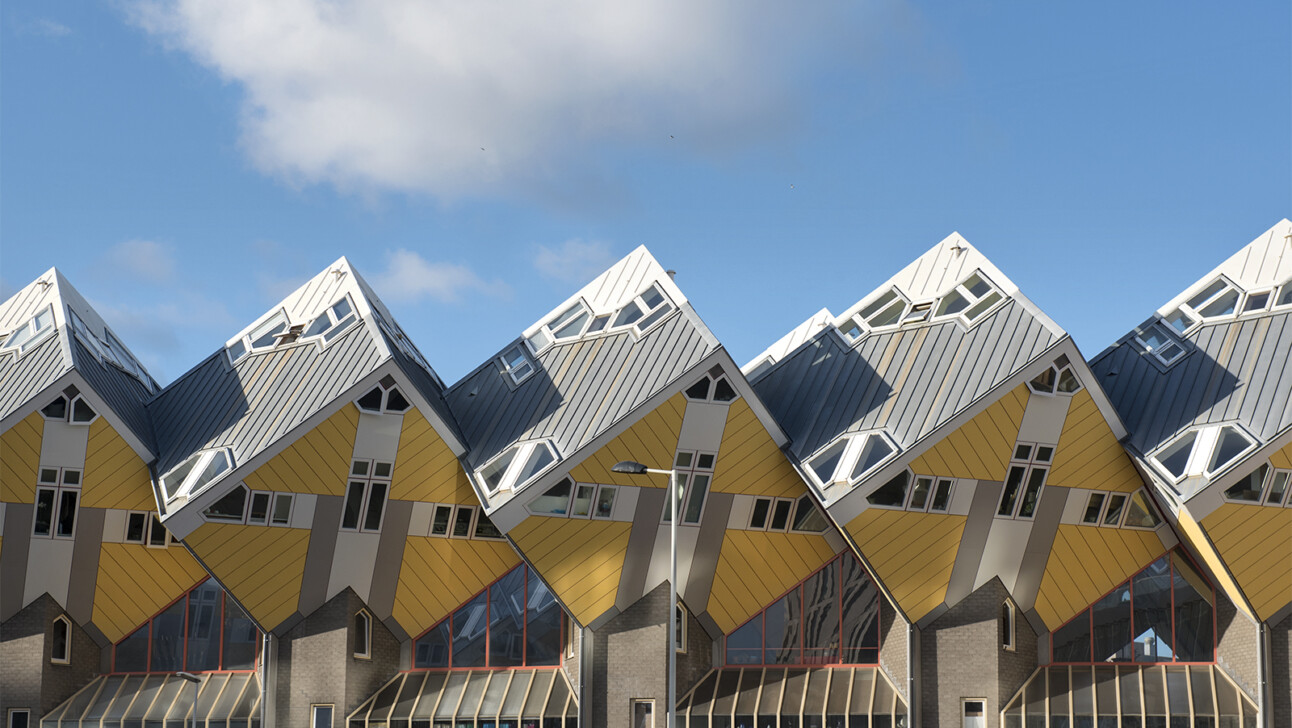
[499,343,535,385]
[838,287,912,344]
[806,431,900,492]
[159,449,233,504]
[933,271,1005,326]
[302,296,358,344]
[0,304,56,358]
[1133,321,1188,367]
[1150,423,1256,486]
[1163,276,1245,334]
[476,440,559,495]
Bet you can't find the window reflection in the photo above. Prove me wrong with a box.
[112,579,261,673]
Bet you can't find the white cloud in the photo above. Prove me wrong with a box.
[126,0,856,200]
[91,292,240,383]
[370,249,507,304]
[18,18,73,37]
[534,239,617,284]
[101,239,177,283]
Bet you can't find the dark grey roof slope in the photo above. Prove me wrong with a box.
[1091,310,1292,456]
[148,323,383,475]
[387,338,465,446]
[448,308,717,469]
[68,335,157,452]
[0,331,67,422]
[756,298,1062,459]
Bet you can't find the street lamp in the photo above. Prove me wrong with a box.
[176,672,200,728]
[612,460,680,728]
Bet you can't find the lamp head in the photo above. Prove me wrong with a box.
[611,461,648,475]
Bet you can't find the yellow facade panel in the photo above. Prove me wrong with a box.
[390,409,472,503]
[1034,524,1165,630]
[243,406,358,497]
[707,530,838,633]
[567,393,686,487]
[1047,391,1142,493]
[1175,509,1254,621]
[1268,440,1292,469]
[92,543,209,642]
[509,516,632,625]
[847,509,967,623]
[82,419,155,511]
[1,411,43,503]
[1202,503,1292,621]
[908,384,1028,481]
[710,400,806,498]
[391,536,522,636]
[186,522,311,631]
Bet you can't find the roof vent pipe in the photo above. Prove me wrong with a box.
[666,269,677,280]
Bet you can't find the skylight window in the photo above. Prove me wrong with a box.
[805,431,898,489]
[1028,361,1083,396]
[934,272,1004,325]
[527,301,594,351]
[1163,277,1242,333]
[611,284,674,334]
[1,304,55,357]
[227,310,289,364]
[303,297,357,343]
[1151,424,1256,486]
[477,440,559,494]
[838,288,911,343]
[1276,280,1292,308]
[683,372,739,403]
[40,392,97,425]
[499,343,535,385]
[160,448,233,503]
[1134,322,1186,366]
[354,377,412,414]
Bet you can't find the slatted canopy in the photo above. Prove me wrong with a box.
[41,673,261,728]
[347,669,578,728]
[678,667,908,727]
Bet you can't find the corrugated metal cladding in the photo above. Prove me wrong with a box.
[1093,309,1292,454]
[0,331,68,422]
[68,336,155,453]
[447,311,716,468]
[755,299,1060,458]
[384,334,464,447]
[147,323,383,476]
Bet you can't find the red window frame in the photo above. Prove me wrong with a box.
[110,577,262,674]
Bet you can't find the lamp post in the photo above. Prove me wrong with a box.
[176,672,200,728]
[612,460,680,728]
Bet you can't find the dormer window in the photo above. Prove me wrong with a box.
[1134,322,1186,366]
[683,372,738,403]
[611,284,674,334]
[160,448,233,503]
[40,393,97,425]
[499,344,535,385]
[1028,361,1082,396]
[1164,277,1241,333]
[303,297,358,343]
[354,377,411,414]
[527,301,593,352]
[1276,280,1292,308]
[227,310,289,363]
[935,272,1004,325]
[839,288,911,343]
[806,431,898,489]
[476,440,558,494]
[1,305,55,357]
[1151,424,1255,485]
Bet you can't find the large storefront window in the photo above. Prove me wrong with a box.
[1052,549,1214,664]
[725,552,881,666]
[113,579,261,672]
[412,564,563,669]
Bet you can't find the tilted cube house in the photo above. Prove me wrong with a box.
[2,221,1290,728]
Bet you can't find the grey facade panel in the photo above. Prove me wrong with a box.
[0,333,68,423]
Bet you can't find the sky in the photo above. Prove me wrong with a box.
[3,1,1289,386]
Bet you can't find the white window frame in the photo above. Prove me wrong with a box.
[428,504,455,536]
[160,448,233,504]
[1000,601,1015,652]
[0,305,56,358]
[1027,364,1082,396]
[475,440,559,495]
[933,271,1005,326]
[33,467,82,540]
[449,504,477,539]
[526,299,595,352]
[662,450,715,526]
[499,343,536,385]
[302,296,358,345]
[906,474,955,513]
[353,610,372,659]
[1133,321,1187,366]
[226,309,290,364]
[997,443,1054,520]
[1151,423,1256,484]
[1274,280,1292,310]
[838,287,912,343]
[682,373,739,403]
[39,393,98,425]
[353,380,412,415]
[804,431,900,489]
[311,705,334,728]
[124,511,150,543]
[342,459,392,533]
[146,513,171,548]
[1223,464,1292,507]
[1163,276,1243,333]
[51,615,71,664]
[610,284,674,336]
[6,709,30,728]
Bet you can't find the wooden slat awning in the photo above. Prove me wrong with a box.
[679,667,908,726]
[41,673,261,728]
[347,669,577,728]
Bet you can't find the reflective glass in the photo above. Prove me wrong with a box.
[713,377,738,402]
[415,622,451,668]
[116,623,150,672]
[431,505,452,535]
[489,569,525,667]
[866,471,908,507]
[1171,559,1213,662]
[186,582,223,671]
[452,592,488,667]
[1155,433,1196,479]
[937,290,969,316]
[636,302,674,330]
[33,488,55,535]
[526,568,561,666]
[530,479,572,514]
[1053,609,1091,662]
[223,599,258,669]
[205,486,248,522]
[363,482,387,531]
[1102,494,1126,525]
[859,290,898,320]
[769,498,792,531]
[850,436,894,479]
[612,301,644,327]
[1198,289,1239,318]
[1092,584,1132,662]
[683,474,710,524]
[571,485,594,517]
[908,477,932,510]
[342,482,365,529]
[727,614,763,665]
[1223,464,1266,501]
[1083,494,1106,524]
[809,441,847,483]
[999,466,1027,516]
[271,494,292,525]
[801,563,840,664]
[1208,428,1251,473]
[1133,557,1175,662]
[1017,467,1045,518]
[840,556,879,663]
[1123,492,1160,528]
[481,448,518,492]
[791,495,828,532]
[593,487,616,519]
[750,498,771,528]
[1267,471,1290,505]
[764,588,802,664]
[151,598,186,672]
[687,378,713,400]
[55,490,78,537]
[452,507,475,537]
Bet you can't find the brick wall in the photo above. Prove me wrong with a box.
[589,582,669,728]
[676,601,714,698]
[0,595,101,719]
[996,599,1037,721]
[879,600,908,704]
[1214,590,1260,701]
[1271,614,1291,728]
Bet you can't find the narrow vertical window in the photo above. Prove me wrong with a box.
[1001,600,1016,652]
[631,700,654,728]
[675,603,687,654]
[311,705,334,728]
[353,610,371,659]
[51,616,71,664]
[6,710,30,728]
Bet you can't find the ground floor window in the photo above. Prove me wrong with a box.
[631,699,654,728]
[6,710,29,728]
[311,705,333,728]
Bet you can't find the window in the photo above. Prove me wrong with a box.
[303,297,357,343]
[370,306,440,383]
[412,564,563,668]
[1001,601,1015,652]
[998,443,1053,519]
[838,287,912,343]
[33,467,81,539]
[146,514,172,547]
[1081,489,1161,529]
[476,440,558,494]
[523,478,616,520]
[963,700,986,728]
[112,579,261,672]
[51,615,71,664]
[1028,359,1083,396]
[424,503,504,541]
[675,602,687,654]
[354,377,411,414]
[1276,280,1292,309]
[311,706,334,728]
[631,700,655,728]
[202,484,295,526]
[226,309,289,363]
[499,343,535,384]
[725,552,880,666]
[343,460,391,532]
[1163,277,1242,333]
[1,305,55,357]
[159,449,232,503]
[683,372,739,403]
[747,494,828,532]
[806,431,898,489]
[1151,424,1256,485]
[1134,322,1187,366]
[935,271,1004,325]
[527,300,594,352]
[566,614,577,658]
[662,450,714,525]
[1224,464,1292,506]
[67,307,157,390]
[353,610,371,659]
[6,710,30,728]
[40,392,98,424]
[610,284,674,335]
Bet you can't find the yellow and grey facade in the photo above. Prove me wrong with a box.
[2,221,1290,728]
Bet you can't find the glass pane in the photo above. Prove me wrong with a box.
[1123,492,1161,528]
[452,507,475,537]
[385,388,410,412]
[271,494,292,525]
[191,451,231,494]
[765,588,802,664]
[1267,470,1290,505]
[571,485,594,517]
[612,301,644,328]
[750,498,771,529]
[249,313,287,348]
[1133,556,1175,662]
[1054,609,1092,662]
[481,448,518,492]
[363,482,387,531]
[489,568,526,667]
[687,379,713,400]
[769,499,793,531]
[1198,289,1239,318]
[1031,368,1057,394]
[1048,668,1070,722]
[867,300,905,328]
[593,487,616,519]
[809,441,848,484]
[56,490,78,537]
[205,486,248,521]
[727,615,763,665]
[71,398,97,423]
[1102,494,1127,525]
[713,378,738,402]
[1092,584,1132,662]
[963,288,1001,318]
[222,598,258,670]
[999,466,1027,516]
[859,291,898,320]
[930,478,952,510]
[116,623,150,672]
[1187,280,1229,309]
[126,512,147,542]
[1083,494,1106,524]
[151,598,187,672]
[791,495,828,532]
[514,445,555,486]
[33,488,55,535]
[866,471,908,508]
[937,290,969,316]
[414,622,451,668]
[431,505,452,535]
[1208,428,1251,472]
[42,396,68,420]
[850,436,894,479]
[1057,368,1081,393]
[1171,557,1213,662]
[840,556,880,663]
[186,582,223,671]
[908,477,932,510]
[802,562,840,664]
[473,512,503,539]
[452,591,488,667]
[684,474,710,524]
[1155,432,1196,479]
[1017,467,1046,518]
[526,568,561,666]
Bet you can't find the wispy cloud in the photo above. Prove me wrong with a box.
[101,239,177,283]
[91,292,240,383]
[370,249,507,304]
[125,0,858,201]
[17,17,73,38]
[534,239,617,285]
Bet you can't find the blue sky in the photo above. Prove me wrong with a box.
[3,1,1289,385]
